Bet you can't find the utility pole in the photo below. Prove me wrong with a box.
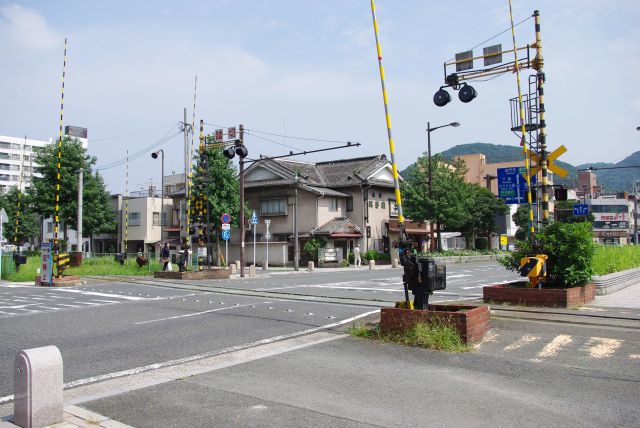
[239,124,246,277]
[77,169,83,255]
[294,174,299,271]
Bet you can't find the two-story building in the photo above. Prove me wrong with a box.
[587,195,632,245]
[239,154,416,265]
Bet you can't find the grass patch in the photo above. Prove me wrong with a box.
[1,255,160,282]
[348,321,470,353]
[592,245,640,275]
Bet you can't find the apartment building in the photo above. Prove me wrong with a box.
[0,135,47,194]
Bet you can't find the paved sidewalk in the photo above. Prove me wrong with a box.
[591,281,640,309]
[1,404,131,428]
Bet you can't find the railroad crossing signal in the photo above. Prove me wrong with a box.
[528,145,569,178]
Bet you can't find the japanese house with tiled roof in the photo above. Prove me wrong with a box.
[240,154,428,264]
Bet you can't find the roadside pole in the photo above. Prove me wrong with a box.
[265,219,270,270]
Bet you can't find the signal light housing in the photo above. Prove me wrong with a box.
[458,84,477,103]
[433,88,451,107]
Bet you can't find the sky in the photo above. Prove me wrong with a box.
[1,0,639,194]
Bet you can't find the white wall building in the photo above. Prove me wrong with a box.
[0,135,48,194]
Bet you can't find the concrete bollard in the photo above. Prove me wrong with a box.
[235,260,241,270]
[229,264,237,275]
[369,260,376,270]
[249,265,256,277]
[262,260,269,271]
[392,258,399,268]
[308,261,314,272]
[14,345,64,428]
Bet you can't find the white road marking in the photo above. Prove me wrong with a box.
[503,334,541,351]
[0,309,378,405]
[55,289,151,301]
[533,335,573,361]
[447,274,471,279]
[474,332,501,349]
[583,337,623,359]
[56,304,84,309]
[135,302,262,325]
[629,354,640,360]
[0,303,40,309]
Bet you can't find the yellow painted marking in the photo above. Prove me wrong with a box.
[583,337,623,359]
[503,334,540,351]
[534,334,572,360]
[473,331,501,350]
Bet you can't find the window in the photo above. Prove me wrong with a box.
[0,174,10,182]
[329,197,338,212]
[346,196,353,212]
[260,198,287,216]
[129,212,141,226]
[152,212,160,226]
[0,153,8,160]
[46,222,53,233]
[0,142,11,149]
[389,199,399,217]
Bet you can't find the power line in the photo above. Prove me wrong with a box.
[203,121,354,145]
[90,123,177,142]
[446,15,533,62]
[94,128,180,171]
[244,131,306,153]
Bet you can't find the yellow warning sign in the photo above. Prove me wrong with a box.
[528,145,569,178]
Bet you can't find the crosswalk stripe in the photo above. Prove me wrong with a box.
[473,332,501,349]
[584,337,623,359]
[629,354,640,360]
[535,334,572,360]
[503,334,541,351]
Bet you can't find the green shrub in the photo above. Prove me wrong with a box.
[303,238,327,262]
[363,249,378,260]
[500,222,595,287]
[474,237,488,250]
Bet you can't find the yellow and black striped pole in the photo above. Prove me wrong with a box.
[53,38,67,264]
[508,1,535,240]
[533,10,549,224]
[370,0,405,237]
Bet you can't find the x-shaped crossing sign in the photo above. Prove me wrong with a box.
[527,145,569,178]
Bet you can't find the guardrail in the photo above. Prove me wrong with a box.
[592,267,640,295]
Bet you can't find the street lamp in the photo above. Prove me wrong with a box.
[427,121,460,252]
[152,149,164,248]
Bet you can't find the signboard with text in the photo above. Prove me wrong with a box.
[497,167,537,205]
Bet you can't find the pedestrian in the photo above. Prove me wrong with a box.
[160,243,170,271]
[354,244,362,267]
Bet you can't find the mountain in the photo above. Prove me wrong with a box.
[401,143,639,193]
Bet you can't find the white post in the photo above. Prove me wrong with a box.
[264,219,270,270]
[0,219,3,277]
[253,224,256,266]
[282,245,286,267]
[225,239,228,267]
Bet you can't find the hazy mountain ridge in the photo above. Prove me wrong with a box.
[401,143,639,193]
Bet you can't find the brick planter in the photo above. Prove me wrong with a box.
[483,283,595,308]
[380,305,490,344]
[154,268,231,280]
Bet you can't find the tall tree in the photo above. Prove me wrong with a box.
[0,187,40,248]
[402,154,471,249]
[31,137,112,250]
[82,172,116,252]
[462,184,509,249]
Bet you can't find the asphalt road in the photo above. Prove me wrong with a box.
[1,262,638,426]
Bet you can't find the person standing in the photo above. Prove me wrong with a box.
[354,244,362,267]
[160,243,170,271]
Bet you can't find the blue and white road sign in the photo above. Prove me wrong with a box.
[497,167,538,205]
[221,229,230,241]
[573,204,589,216]
[220,213,231,224]
[250,210,258,225]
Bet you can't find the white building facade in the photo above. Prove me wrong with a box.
[0,135,48,194]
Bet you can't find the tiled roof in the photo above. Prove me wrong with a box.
[311,217,362,235]
[245,155,394,190]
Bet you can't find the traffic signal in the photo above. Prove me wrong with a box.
[458,84,477,103]
[554,187,567,201]
[223,146,235,159]
[222,141,248,159]
[433,88,451,107]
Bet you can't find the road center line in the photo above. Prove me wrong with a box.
[135,302,265,325]
[0,309,378,405]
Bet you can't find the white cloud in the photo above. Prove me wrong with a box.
[0,4,61,50]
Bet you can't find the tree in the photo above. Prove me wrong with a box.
[402,154,471,249]
[461,184,509,249]
[0,187,40,248]
[82,172,116,252]
[512,204,531,241]
[31,137,113,250]
[191,141,243,265]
